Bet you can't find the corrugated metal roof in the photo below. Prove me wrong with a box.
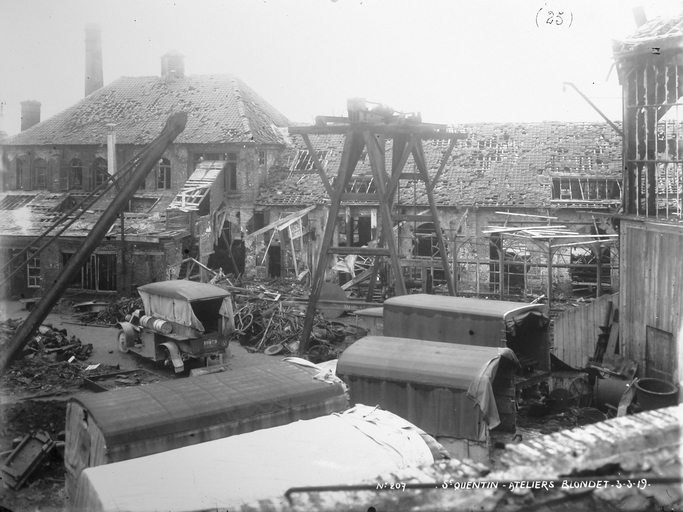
[337,335,503,389]
[137,280,230,301]
[384,294,548,322]
[70,362,347,452]
[2,75,291,146]
[258,122,622,207]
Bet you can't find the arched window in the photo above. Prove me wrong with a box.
[34,158,48,189]
[92,157,108,188]
[70,159,83,190]
[15,159,24,189]
[157,158,171,189]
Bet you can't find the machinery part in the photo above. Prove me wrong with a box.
[264,343,284,356]
[160,342,185,373]
[115,322,137,353]
[0,112,188,374]
[117,331,129,353]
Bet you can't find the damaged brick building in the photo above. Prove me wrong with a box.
[255,121,623,301]
[0,43,291,299]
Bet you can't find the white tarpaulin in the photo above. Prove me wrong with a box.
[70,405,433,512]
[138,290,205,332]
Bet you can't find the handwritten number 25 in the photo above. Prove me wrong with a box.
[546,11,564,25]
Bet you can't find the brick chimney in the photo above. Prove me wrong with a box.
[20,100,41,131]
[85,23,104,96]
[161,50,185,80]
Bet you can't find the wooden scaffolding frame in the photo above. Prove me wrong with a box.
[289,103,466,354]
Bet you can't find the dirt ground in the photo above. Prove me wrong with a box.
[0,297,323,512]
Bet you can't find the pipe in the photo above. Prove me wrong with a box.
[0,112,187,374]
[562,82,623,137]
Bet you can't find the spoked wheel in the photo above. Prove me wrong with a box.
[117,330,129,353]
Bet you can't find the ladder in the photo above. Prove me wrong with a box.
[289,101,465,355]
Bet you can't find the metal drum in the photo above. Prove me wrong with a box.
[140,315,173,334]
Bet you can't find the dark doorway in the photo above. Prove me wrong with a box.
[268,245,281,277]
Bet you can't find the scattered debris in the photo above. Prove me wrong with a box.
[0,431,58,490]
[226,278,357,362]
[83,369,161,392]
[66,296,143,326]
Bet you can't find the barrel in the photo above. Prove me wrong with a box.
[140,315,173,335]
[634,378,679,411]
[593,377,630,411]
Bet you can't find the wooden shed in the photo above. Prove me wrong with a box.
[64,361,348,499]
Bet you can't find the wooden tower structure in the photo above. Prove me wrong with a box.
[288,99,466,354]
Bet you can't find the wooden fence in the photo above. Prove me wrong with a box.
[552,293,617,369]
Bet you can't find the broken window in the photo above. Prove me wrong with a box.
[34,159,47,189]
[62,252,117,291]
[70,159,83,190]
[291,150,328,172]
[27,251,41,288]
[224,153,238,192]
[157,158,172,189]
[92,157,108,189]
[551,177,621,201]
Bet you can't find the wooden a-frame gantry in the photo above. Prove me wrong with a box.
[289,99,466,354]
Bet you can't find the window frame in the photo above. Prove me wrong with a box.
[34,158,48,189]
[157,157,172,189]
[27,251,41,288]
[224,152,238,192]
[15,159,24,189]
[70,159,84,190]
[92,157,108,189]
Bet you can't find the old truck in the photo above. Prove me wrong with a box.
[116,280,234,373]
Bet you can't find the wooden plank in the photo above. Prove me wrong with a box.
[301,133,334,198]
[605,308,619,355]
[412,138,454,295]
[392,214,434,222]
[339,193,378,202]
[340,267,374,291]
[327,247,390,256]
[363,129,406,296]
[399,173,421,180]
[428,137,457,193]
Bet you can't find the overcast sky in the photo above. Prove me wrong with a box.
[0,0,680,135]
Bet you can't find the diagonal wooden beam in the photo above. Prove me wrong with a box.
[385,135,417,201]
[428,137,457,193]
[299,130,365,355]
[301,133,334,198]
[412,138,455,295]
[363,130,407,296]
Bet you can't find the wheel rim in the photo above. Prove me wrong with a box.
[117,330,129,353]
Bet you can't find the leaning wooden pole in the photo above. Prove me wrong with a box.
[0,112,187,374]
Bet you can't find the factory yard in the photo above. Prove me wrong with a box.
[0,288,680,512]
[0,295,298,512]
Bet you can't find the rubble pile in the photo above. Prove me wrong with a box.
[1,358,124,397]
[70,296,143,325]
[226,279,356,363]
[24,325,92,361]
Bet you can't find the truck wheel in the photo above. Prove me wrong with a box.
[117,330,129,353]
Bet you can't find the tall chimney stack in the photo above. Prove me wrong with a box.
[20,100,41,131]
[85,23,104,96]
[161,50,185,80]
